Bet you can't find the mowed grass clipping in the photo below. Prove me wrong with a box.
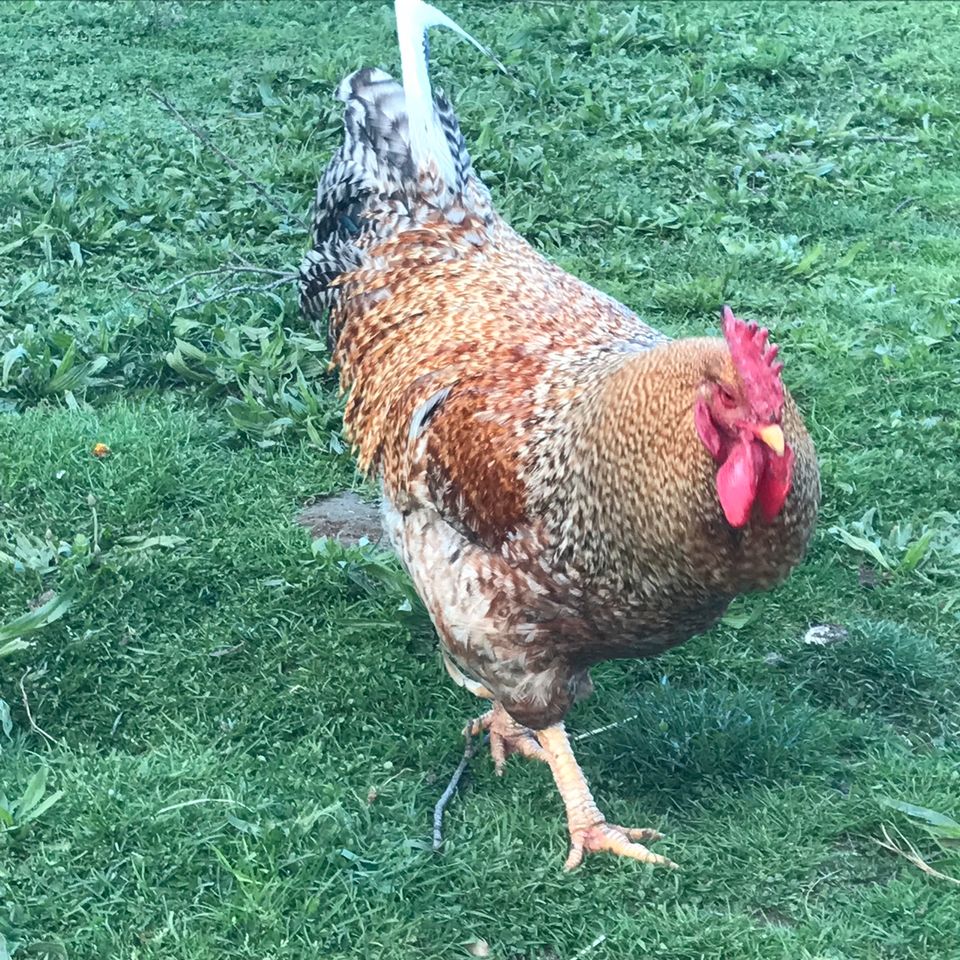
[2,1,960,958]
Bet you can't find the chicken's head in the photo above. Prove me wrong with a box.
[693,306,794,528]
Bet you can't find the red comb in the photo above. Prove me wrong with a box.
[721,306,785,421]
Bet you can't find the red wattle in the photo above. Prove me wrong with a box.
[716,438,762,528]
[757,443,795,523]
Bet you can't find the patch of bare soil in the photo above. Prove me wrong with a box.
[296,491,383,546]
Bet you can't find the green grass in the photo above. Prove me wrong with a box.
[2,1,960,957]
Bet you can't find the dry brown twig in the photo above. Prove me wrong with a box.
[169,274,295,315]
[859,134,920,144]
[432,730,489,852]
[148,88,308,230]
[570,934,607,960]
[230,251,298,278]
[572,712,640,742]
[125,253,298,312]
[19,669,58,746]
[875,823,960,886]
[131,263,288,298]
[131,92,304,311]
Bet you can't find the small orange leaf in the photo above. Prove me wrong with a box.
[92,443,111,458]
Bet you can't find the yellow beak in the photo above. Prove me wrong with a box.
[757,424,785,456]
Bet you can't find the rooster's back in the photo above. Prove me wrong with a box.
[298,65,664,503]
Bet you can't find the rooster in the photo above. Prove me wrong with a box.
[299,0,820,870]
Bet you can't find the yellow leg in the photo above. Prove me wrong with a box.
[536,723,676,871]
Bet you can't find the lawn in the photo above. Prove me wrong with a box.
[2,0,960,957]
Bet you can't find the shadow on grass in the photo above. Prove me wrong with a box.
[784,617,959,737]
[586,684,866,806]
[583,616,958,812]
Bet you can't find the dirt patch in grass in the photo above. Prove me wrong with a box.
[296,491,383,545]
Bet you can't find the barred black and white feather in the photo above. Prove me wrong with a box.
[298,0,494,330]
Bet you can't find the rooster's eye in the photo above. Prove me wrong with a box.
[717,385,737,408]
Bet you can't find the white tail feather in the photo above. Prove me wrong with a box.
[394,0,496,187]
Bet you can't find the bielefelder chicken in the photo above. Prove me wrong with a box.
[300,0,820,870]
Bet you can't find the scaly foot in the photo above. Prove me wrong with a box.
[466,701,547,774]
[536,723,676,871]
[565,821,671,871]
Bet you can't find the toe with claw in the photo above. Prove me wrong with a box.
[466,702,547,774]
[565,821,676,871]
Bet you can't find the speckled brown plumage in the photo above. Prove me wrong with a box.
[299,64,819,735]
[297,5,825,865]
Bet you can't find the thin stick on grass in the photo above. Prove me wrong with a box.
[20,137,85,150]
[859,134,920,144]
[169,274,296,314]
[123,257,298,306]
[229,251,298,277]
[570,934,607,960]
[432,731,489,852]
[151,257,297,296]
[875,824,960,886]
[159,264,292,296]
[156,797,253,816]
[572,713,640,742]
[19,669,58,746]
[87,493,101,556]
[148,88,308,230]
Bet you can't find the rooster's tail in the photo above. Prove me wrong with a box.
[299,0,494,324]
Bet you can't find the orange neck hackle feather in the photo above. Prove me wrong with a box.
[553,333,801,576]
